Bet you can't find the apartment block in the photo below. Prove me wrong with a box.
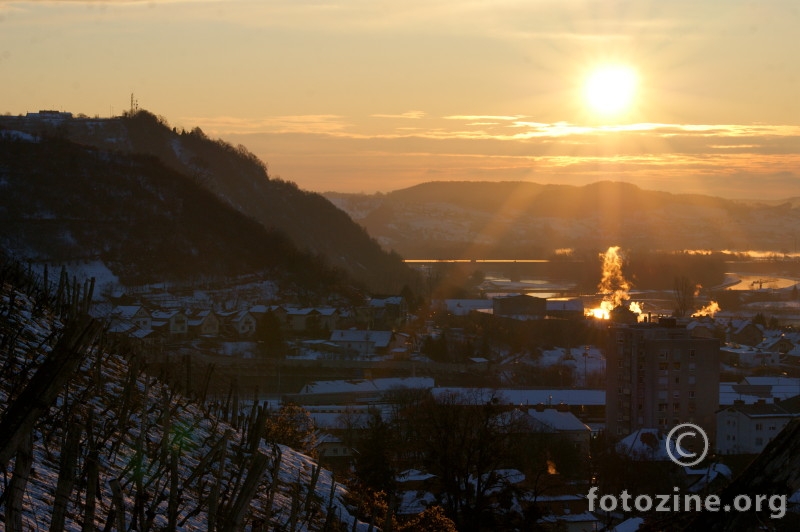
[606,318,720,443]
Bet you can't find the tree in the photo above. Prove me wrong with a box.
[399,506,458,532]
[256,310,285,358]
[673,275,694,317]
[398,390,528,531]
[263,403,316,456]
[354,409,396,493]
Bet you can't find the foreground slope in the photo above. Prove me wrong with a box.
[0,260,367,530]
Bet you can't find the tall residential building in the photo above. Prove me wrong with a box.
[605,318,720,443]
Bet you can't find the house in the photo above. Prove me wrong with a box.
[314,432,354,463]
[720,345,781,368]
[187,309,219,337]
[110,305,151,331]
[730,321,764,347]
[716,395,800,455]
[284,307,339,333]
[329,329,396,357]
[526,405,593,457]
[759,334,795,355]
[223,310,257,338]
[368,296,408,327]
[151,309,188,338]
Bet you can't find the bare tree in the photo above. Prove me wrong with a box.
[673,275,694,318]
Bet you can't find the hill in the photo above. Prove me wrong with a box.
[325,181,800,258]
[0,134,352,297]
[0,111,417,293]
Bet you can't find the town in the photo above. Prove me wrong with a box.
[86,251,800,531]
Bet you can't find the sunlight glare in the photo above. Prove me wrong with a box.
[584,65,637,117]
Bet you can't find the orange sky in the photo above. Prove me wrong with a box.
[2,1,799,199]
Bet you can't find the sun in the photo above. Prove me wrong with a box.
[584,65,637,117]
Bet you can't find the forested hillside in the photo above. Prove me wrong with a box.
[0,135,350,297]
[0,111,417,293]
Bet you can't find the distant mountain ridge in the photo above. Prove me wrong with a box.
[325,181,800,258]
[0,111,416,293]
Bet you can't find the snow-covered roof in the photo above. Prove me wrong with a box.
[719,382,769,405]
[615,428,671,461]
[396,469,436,483]
[442,299,493,315]
[111,305,146,320]
[685,463,733,493]
[330,329,393,347]
[611,517,644,532]
[527,408,592,432]
[432,387,605,406]
[151,309,182,320]
[300,377,435,396]
[369,296,404,308]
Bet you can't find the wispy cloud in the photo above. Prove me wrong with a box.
[187,114,353,136]
[371,111,426,119]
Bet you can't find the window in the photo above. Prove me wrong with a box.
[755,437,764,446]
[673,362,681,370]
[658,403,667,412]
[755,423,764,431]
[688,376,696,385]
[673,402,681,411]
[688,391,695,399]
[659,362,668,371]
[689,349,696,358]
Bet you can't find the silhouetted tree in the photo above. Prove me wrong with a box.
[354,409,396,493]
[673,275,694,317]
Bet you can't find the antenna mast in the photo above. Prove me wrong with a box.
[130,93,139,115]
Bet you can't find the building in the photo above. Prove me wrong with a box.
[151,309,188,338]
[329,329,396,357]
[526,405,593,457]
[545,297,584,320]
[110,305,151,331]
[493,294,547,319]
[716,396,800,455]
[187,309,219,337]
[605,318,720,442]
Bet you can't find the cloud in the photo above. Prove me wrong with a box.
[371,111,426,119]
[186,114,354,136]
